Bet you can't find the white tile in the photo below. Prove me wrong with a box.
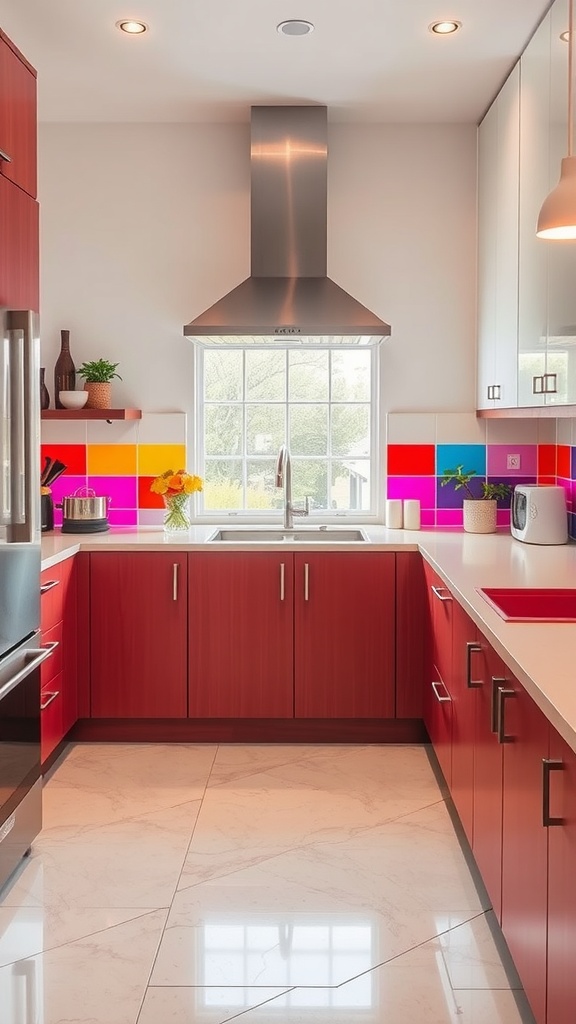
[138,987,293,1024]
[436,413,486,445]
[86,420,141,444]
[139,509,165,526]
[485,419,539,444]
[138,412,188,444]
[536,418,557,444]
[386,412,436,444]
[557,419,572,445]
[41,420,87,445]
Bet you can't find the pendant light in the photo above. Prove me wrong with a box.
[537,0,576,237]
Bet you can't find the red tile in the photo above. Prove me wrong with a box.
[558,444,570,480]
[537,443,556,477]
[387,444,435,476]
[40,444,86,476]
[138,476,163,509]
[537,475,557,486]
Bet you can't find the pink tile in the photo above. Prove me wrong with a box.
[496,509,511,527]
[421,509,435,527]
[437,509,463,527]
[486,445,537,477]
[108,508,138,526]
[386,476,436,508]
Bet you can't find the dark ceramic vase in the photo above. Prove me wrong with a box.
[54,329,76,409]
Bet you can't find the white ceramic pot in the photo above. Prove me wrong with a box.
[463,499,497,534]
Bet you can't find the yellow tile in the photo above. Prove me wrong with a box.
[138,444,187,476]
[87,444,137,475]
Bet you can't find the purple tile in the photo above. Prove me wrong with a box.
[437,476,485,508]
[421,509,435,528]
[487,445,537,477]
[571,446,576,481]
[108,508,138,526]
[558,477,573,512]
[138,509,164,527]
[569,511,576,540]
[387,476,436,508]
[437,509,463,527]
[87,476,137,509]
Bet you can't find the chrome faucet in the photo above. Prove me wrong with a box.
[275,444,310,530]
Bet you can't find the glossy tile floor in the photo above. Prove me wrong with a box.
[0,743,535,1024]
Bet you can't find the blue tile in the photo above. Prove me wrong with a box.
[436,444,486,478]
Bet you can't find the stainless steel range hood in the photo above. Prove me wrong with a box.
[184,106,391,345]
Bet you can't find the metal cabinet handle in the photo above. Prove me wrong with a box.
[544,372,558,395]
[0,148,12,164]
[542,759,564,827]
[491,676,507,733]
[304,562,309,602]
[532,375,544,394]
[492,384,501,400]
[496,686,515,743]
[431,585,452,602]
[40,690,60,711]
[172,563,179,601]
[42,640,59,654]
[40,579,60,595]
[487,385,493,401]
[280,562,285,601]
[466,642,483,688]
[431,680,451,703]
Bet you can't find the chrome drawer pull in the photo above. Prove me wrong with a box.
[542,759,564,827]
[431,585,452,602]
[496,686,515,743]
[172,563,179,601]
[304,563,309,602]
[0,148,12,164]
[490,676,507,733]
[466,641,483,688]
[40,690,60,711]
[40,579,60,595]
[280,562,285,601]
[431,680,451,703]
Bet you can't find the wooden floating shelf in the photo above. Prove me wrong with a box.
[477,405,576,419]
[41,409,142,421]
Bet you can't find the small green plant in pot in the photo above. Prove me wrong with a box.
[77,359,122,410]
[440,465,511,534]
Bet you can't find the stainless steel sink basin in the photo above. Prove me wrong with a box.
[207,527,368,543]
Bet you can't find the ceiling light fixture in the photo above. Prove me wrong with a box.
[429,20,461,35]
[537,0,576,237]
[277,20,314,36]
[116,19,148,34]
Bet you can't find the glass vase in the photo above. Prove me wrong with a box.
[163,493,191,532]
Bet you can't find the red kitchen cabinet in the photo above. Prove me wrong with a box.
[90,553,188,718]
[0,174,39,310]
[188,552,294,718]
[423,561,453,688]
[422,562,454,787]
[0,32,37,198]
[449,602,481,845]
[294,552,395,718]
[40,556,78,764]
[395,552,427,718]
[472,641,506,921]
[500,676,550,1024]
[546,730,576,1024]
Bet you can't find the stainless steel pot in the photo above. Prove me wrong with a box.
[59,487,111,521]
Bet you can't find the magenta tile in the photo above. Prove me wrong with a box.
[87,476,137,509]
[437,509,463,527]
[47,475,88,506]
[386,476,436,508]
[108,508,138,526]
[421,509,435,527]
[497,509,511,527]
[487,444,537,477]
[558,477,573,511]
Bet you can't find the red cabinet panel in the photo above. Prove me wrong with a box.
[424,666,453,787]
[0,34,37,198]
[294,552,395,719]
[422,561,453,786]
[40,556,78,764]
[423,561,453,688]
[0,175,39,310]
[449,602,479,845]
[41,673,64,764]
[501,678,549,1024]
[472,642,505,921]
[546,731,576,1024]
[90,553,188,718]
[188,552,294,718]
[395,552,426,718]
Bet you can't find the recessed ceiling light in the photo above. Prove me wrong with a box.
[429,20,462,35]
[277,20,314,37]
[116,19,148,34]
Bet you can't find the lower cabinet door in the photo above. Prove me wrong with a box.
[546,730,576,1024]
[41,674,64,764]
[501,677,549,1024]
[449,603,479,845]
[472,642,505,922]
[188,552,294,718]
[90,553,188,718]
[424,667,452,787]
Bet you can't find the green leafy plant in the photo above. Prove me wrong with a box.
[77,359,122,383]
[440,465,511,501]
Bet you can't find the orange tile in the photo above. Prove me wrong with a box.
[87,444,137,475]
[138,444,186,476]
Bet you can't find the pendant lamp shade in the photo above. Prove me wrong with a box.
[537,0,576,238]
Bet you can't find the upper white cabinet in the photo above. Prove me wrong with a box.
[477,0,576,413]
[477,65,520,410]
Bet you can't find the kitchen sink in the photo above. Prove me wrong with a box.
[478,587,576,622]
[207,527,368,543]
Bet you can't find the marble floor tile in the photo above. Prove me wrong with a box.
[439,914,521,991]
[207,743,406,788]
[42,742,217,832]
[153,803,484,988]
[0,909,167,1024]
[138,986,294,1024]
[178,747,443,888]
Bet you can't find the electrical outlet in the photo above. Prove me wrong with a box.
[507,454,521,470]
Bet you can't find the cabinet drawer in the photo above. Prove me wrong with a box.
[41,557,74,632]
[41,621,63,686]
[41,672,64,764]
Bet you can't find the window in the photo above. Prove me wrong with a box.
[195,346,379,520]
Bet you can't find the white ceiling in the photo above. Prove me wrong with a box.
[0,0,554,124]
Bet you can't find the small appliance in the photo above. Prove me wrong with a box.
[59,487,111,533]
[511,485,568,545]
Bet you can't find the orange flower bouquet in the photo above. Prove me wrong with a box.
[150,469,203,531]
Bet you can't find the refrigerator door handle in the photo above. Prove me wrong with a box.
[8,327,26,525]
[7,312,40,542]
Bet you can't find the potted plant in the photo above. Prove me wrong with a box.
[440,465,511,534]
[77,359,122,410]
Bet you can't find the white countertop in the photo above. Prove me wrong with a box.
[41,525,576,755]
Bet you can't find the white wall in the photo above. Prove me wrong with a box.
[39,121,477,453]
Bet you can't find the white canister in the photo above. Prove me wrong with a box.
[386,499,403,529]
[403,499,421,530]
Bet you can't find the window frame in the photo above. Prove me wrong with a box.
[193,343,383,524]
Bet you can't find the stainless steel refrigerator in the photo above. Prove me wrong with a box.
[0,309,51,892]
